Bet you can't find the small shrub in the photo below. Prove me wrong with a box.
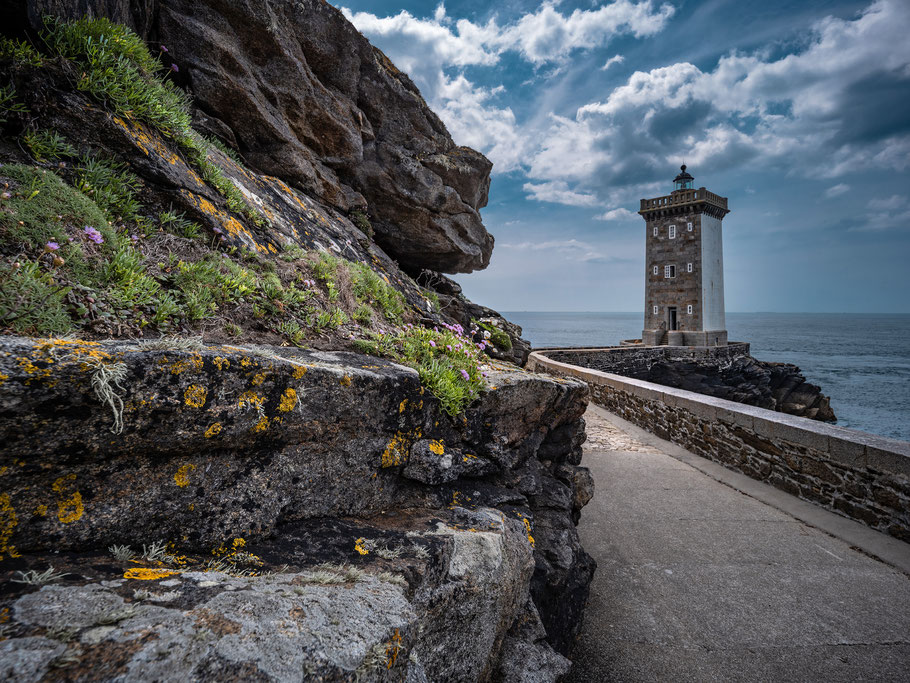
[0,261,73,335]
[0,84,28,124]
[75,155,142,223]
[477,320,512,351]
[158,209,201,239]
[354,323,485,416]
[23,130,77,162]
[349,209,373,239]
[349,262,405,323]
[0,37,44,67]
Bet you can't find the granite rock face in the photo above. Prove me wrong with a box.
[0,336,595,679]
[18,0,494,274]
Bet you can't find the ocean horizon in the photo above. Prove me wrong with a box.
[503,311,910,443]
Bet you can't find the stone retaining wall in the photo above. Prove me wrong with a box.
[528,351,910,543]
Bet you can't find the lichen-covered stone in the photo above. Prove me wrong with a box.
[0,336,594,678]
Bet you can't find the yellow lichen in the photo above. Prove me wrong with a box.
[52,474,84,524]
[252,415,269,433]
[174,464,196,488]
[292,366,307,379]
[340,375,352,387]
[184,384,208,408]
[123,567,180,581]
[386,629,403,669]
[213,357,230,371]
[428,440,445,455]
[0,371,8,386]
[250,372,267,386]
[0,494,20,560]
[381,429,420,468]
[204,423,223,438]
[34,504,48,517]
[238,391,266,411]
[354,538,369,555]
[278,388,298,413]
[398,399,408,414]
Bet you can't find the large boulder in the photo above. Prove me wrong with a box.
[0,336,595,672]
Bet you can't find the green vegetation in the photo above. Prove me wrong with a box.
[23,129,77,162]
[0,37,44,67]
[350,262,405,323]
[0,84,27,124]
[477,320,512,351]
[349,209,373,239]
[354,324,485,416]
[40,16,264,226]
[75,155,142,223]
[0,261,73,335]
[158,209,201,239]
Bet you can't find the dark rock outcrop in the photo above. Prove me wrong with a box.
[0,336,595,677]
[18,0,494,274]
[546,345,836,422]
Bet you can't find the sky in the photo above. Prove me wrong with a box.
[337,0,910,313]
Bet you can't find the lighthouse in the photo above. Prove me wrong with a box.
[638,166,730,347]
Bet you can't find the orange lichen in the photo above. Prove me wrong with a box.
[0,494,20,560]
[184,384,208,408]
[292,366,307,379]
[340,375,352,387]
[278,388,298,413]
[123,567,180,581]
[174,464,196,488]
[0,371,8,386]
[52,474,84,524]
[238,391,266,411]
[204,423,223,438]
[354,538,369,555]
[166,354,204,375]
[386,629,403,669]
[428,440,445,456]
[381,429,420,468]
[252,415,269,433]
[250,372,267,386]
[398,399,408,414]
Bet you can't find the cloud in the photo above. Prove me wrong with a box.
[601,54,625,71]
[500,238,608,262]
[522,181,601,207]
[856,194,910,230]
[595,207,638,221]
[824,183,851,198]
[535,0,910,200]
[342,2,675,171]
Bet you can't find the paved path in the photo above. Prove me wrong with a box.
[568,404,910,683]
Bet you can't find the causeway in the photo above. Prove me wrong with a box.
[568,404,910,682]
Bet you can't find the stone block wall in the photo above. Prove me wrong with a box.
[528,352,910,543]
[545,343,750,377]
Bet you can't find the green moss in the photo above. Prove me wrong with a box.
[349,209,373,239]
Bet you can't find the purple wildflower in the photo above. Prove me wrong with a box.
[160,45,169,53]
[429,340,436,347]
[446,345,452,351]
[45,241,59,252]
[83,226,104,244]
[170,63,179,73]
[460,369,470,381]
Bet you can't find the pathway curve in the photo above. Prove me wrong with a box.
[568,404,910,682]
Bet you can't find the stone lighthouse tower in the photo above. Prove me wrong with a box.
[639,166,730,346]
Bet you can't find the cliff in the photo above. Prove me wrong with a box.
[0,2,590,680]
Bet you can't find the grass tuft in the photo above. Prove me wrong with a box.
[23,129,77,162]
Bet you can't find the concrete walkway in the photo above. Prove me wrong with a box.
[568,404,910,683]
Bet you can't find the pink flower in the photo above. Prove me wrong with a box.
[83,226,104,244]
[45,241,59,252]
[429,340,436,347]
[160,45,169,53]
[170,63,179,73]
[460,369,470,381]
[446,345,452,351]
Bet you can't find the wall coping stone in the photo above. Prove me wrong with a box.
[529,350,910,478]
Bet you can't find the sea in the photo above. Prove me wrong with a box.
[503,312,910,443]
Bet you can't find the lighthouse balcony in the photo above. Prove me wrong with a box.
[639,187,729,220]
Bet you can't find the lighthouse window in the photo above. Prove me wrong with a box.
[687,262,693,272]
[664,265,676,278]
[653,226,658,236]
[687,222,693,231]
[669,225,676,239]
[687,304,693,314]
[653,265,658,275]
[653,305,658,314]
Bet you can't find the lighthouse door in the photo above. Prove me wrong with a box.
[668,307,678,331]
